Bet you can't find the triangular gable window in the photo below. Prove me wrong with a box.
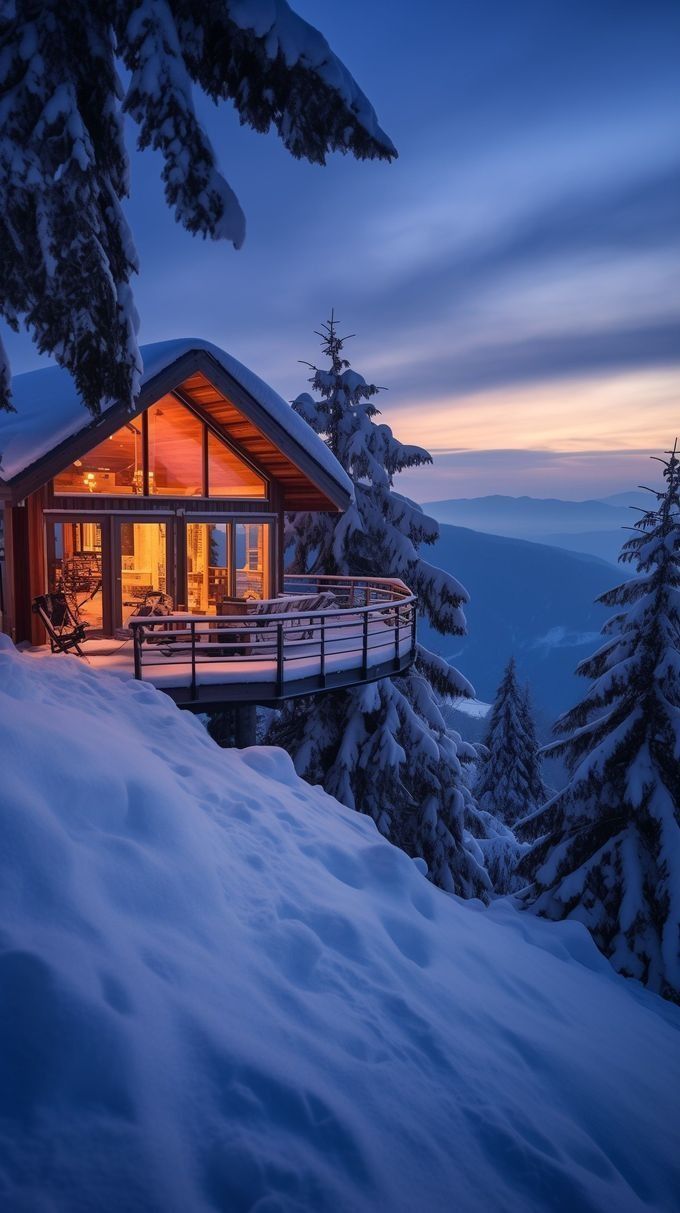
[54,395,267,499]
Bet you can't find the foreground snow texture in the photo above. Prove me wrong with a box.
[0,640,678,1213]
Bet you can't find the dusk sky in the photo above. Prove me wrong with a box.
[4,0,680,500]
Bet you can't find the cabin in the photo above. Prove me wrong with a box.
[0,340,416,730]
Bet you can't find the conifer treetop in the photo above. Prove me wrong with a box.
[288,317,471,663]
[475,657,547,826]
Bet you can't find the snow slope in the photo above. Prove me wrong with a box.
[0,637,678,1213]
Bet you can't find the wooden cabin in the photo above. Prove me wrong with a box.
[0,340,416,721]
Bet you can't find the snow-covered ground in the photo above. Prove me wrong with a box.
[0,637,678,1213]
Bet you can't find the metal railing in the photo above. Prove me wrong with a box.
[127,574,417,703]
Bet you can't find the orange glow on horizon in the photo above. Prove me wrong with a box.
[389,368,680,455]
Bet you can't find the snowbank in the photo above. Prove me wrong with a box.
[0,637,678,1212]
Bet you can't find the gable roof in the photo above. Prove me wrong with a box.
[0,339,352,510]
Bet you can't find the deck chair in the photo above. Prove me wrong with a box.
[32,592,87,655]
[133,590,176,647]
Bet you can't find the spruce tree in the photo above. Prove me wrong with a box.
[519,683,549,809]
[475,659,547,827]
[267,316,492,899]
[518,444,680,1003]
[0,2,395,414]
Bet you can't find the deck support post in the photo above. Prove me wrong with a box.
[235,705,257,748]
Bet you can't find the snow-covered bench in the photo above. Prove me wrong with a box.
[250,590,338,643]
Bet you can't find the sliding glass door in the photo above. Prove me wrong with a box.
[118,521,169,624]
[235,522,270,600]
[44,515,273,634]
[46,520,104,631]
[185,520,271,611]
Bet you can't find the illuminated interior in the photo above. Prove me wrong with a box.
[54,395,267,498]
[46,521,103,631]
[186,521,271,612]
[235,523,270,600]
[120,523,168,623]
[207,432,266,497]
[147,397,203,496]
[53,423,143,495]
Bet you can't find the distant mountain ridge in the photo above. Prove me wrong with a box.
[421,492,648,564]
[423,493,638,535]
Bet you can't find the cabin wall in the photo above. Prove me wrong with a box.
[42,492,281,637]
[1,492,48,644]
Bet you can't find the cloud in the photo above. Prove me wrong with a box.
[385,320,680,402]
[355,159,680,331]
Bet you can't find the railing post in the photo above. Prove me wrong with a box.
[411,602,417,662]
[133,624,142,680]
[394,602,400,670]
[190,621,197,700]
[320,616,326,688]
[362,610,369,679]
[276,621,284,698]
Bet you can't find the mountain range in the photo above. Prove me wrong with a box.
[422,492,649,565]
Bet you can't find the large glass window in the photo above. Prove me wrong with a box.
[235,523,270,600]
[186,523,230,614]
[147,396,203,497]
[54,395,268,500]
[120,522,168,623]
[185,520,271,610]
[46,521,103,630]
[54,421,143,495]
[208,431,266,498]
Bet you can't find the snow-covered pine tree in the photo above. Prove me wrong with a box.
[0,2,395,413]
[475,658,546,827]
[519,682,549,809]
[267,315,492,899]
[518,443,680,1003]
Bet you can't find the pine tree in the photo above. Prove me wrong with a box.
[519,682,549,809]
[475,658,547,827]
[0,2,395,414]
[267,316,492,899]
[518,444,680,1003]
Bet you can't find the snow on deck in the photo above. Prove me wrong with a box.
[27,612,413,694]
[0,338,352,498]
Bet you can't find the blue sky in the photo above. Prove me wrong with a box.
[5,0,680,499]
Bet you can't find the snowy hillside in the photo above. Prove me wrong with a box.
[0,638,678,1212]
[419,524,622,720]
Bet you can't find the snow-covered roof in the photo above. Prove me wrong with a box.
[0,338,352,502]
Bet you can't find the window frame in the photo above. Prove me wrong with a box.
[184,516,275,607]
[52,393,270,502]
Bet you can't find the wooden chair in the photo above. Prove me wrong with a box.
[32,593,87,655]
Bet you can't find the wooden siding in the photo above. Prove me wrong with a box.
[45,492,276,516]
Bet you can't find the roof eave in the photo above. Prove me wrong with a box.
[3,348,351,511]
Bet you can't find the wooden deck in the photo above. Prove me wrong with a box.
[61,576,417,708]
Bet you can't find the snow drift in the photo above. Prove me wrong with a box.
[0,638,678,1212]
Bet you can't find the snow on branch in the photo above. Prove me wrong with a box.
[0,4,395,411]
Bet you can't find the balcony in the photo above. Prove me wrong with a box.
[76,575,417,707]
